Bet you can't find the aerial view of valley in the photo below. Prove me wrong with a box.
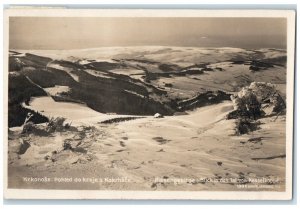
[7,16,289,192]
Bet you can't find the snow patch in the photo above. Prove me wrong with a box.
[44,85,70,96]
[48,63,79,82]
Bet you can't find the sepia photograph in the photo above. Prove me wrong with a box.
[3,9,295,200]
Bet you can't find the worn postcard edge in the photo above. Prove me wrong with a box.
[3,9,296,200]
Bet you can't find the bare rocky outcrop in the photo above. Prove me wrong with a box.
[17,139,31,155]
[46,117,66,132]
[21,115,69,137]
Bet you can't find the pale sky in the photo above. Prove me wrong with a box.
[9,17,287,49]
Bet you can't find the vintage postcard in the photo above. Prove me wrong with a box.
[3,8,295,200]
